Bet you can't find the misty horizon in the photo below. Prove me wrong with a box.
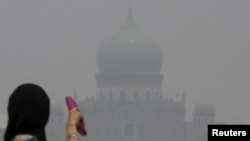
[0,0,250,125]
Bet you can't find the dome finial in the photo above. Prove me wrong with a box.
[127,0,133,20]
[128,0,132,15]
[121,0,137,28]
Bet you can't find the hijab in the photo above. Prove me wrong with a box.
[4,83,50,141]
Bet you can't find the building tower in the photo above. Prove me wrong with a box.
[79,5,185,141]
[193,95,216,124]
[185,95,216,141]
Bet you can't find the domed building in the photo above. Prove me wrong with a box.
[193,95,216,123]
[186,95,221,141]
[50,101,66,121]
[46,96,67,141]
[79,6,186,141]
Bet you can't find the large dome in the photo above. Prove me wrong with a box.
[96,10,163,73]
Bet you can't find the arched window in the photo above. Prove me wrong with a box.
[197,118,200,123]
[145,91,151,102]
[115,125,119,135]
[119,90,126,101]
[204,117,207,123]
[125,123,134,136]
[139,124,144,135]
[133,91,139,101]
[155,91,159,100]
[100,91,104,101]
[108,91,114,101]
[210,117,214,122]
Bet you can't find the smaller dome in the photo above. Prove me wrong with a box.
[194,95,216,116]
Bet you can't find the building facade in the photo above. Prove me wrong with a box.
[46,97,67,141]
[78,8,186,141]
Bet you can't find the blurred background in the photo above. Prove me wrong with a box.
[0,0,249,140]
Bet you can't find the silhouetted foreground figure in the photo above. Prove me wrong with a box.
[4,83,84,141]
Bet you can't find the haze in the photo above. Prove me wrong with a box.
[0,0,249,124]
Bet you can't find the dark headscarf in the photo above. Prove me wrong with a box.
[4,83,50,141]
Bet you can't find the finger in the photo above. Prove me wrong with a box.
[70,107,80,112]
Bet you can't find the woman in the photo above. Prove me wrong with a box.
[4,83,84,141]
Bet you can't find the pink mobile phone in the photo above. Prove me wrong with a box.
[65,96,87,136]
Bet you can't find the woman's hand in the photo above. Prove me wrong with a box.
[66,108,83,135]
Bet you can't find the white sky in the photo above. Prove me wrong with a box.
[0,0,250,123]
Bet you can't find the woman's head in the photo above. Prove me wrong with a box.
[4,83,50,141]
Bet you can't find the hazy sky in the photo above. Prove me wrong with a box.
[0,0,249,123]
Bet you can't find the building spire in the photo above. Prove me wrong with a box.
[128,0,132,15]
[121,0,137,28]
